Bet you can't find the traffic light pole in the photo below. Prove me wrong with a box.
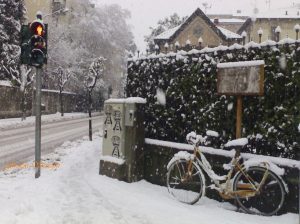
[35,67,42,178]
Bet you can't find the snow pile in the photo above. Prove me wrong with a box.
[0,135,297,223]
[0,80,13,87]
[225,138,249,147]
[228,43,244,50]
[167,151,195,169]
[100,155,125,165]
[154,25,181,40]
[145,138,300,169]
[243,158,285,176]
[41,89,76,95]
[105,97,147,104]
[128,37,298,63]
[206,130,219,137]
[245,41,261,49]
[217,60,265,68]
[260,40,277,47]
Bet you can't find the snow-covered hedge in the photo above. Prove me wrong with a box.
[126,39,300,159]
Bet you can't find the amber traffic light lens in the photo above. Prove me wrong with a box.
[30,21,44,36]
[36,25,43,36]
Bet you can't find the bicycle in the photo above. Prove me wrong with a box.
[166,132,287,216]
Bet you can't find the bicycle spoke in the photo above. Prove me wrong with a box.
[176,161,183,180]
[167,159,204,205]
[233,167,285,216]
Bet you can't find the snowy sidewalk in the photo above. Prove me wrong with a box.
[0,112,101,130]
[0,134,297,224]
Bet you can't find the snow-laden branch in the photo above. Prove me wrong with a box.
[85,56,106,92]
[19,65,34,92]
[55,66,72,91]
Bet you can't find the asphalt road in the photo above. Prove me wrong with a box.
[0,115,104,169]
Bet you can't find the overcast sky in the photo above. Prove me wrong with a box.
[95,0,299,51]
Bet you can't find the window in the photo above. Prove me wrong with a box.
[271,26,276,41]
[52,0,66,14]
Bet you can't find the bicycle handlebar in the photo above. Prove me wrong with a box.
[186,132,204,146]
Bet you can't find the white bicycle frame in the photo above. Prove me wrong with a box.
[192,146,267,196]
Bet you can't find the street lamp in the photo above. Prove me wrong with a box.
[294,24,300,40]
[257,27,263,43]
[164,42,169,53]
[154,44,159,55]
[275,26,281,42]
[198,37,203,49]
[175,41,180,52]
[186,39,191,50]
[241,31,247,45]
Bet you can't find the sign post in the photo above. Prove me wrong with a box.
[217,60,265,139]
[236,95,243,139]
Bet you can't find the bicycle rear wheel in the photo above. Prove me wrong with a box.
[167,159,205,204]
[233,166,285,216]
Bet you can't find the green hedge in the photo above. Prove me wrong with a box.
[126,42,300,159]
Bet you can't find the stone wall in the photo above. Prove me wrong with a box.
[0,86,30,118]
[143,140,299,214]
[0,86,80,119]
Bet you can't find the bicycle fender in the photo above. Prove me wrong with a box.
[167,151,195,170]
[243,158,284,175]
[243,159,289,193]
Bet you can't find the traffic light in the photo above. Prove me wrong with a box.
[30,19,47,67]
[20,17,48,67]
[20,25,31,65]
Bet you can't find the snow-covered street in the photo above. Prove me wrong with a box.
[0,113,103,169]
[0,134,297,224]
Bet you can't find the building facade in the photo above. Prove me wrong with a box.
[153,6,300,54]
[238,6,300,43]
[153,8,242,53]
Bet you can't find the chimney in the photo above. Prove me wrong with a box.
[214,18,219,25]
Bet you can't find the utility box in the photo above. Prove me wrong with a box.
[100,97,146,182]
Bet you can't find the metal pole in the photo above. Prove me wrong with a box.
[89,91,92,141]
[35,67,42,178]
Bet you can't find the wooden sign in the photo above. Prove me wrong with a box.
[217,60,264,96]
[216,60,265,139]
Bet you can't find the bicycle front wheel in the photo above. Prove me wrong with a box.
[233,166,285,216]
[167,159,205,205]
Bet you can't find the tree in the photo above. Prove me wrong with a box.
[0,0,25,80]
[0,0,33,120]
[144,13,187,52]
[46,1,135,101]
[18,65,34,120]
[85,57,105,141]
[53,66,72,117]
